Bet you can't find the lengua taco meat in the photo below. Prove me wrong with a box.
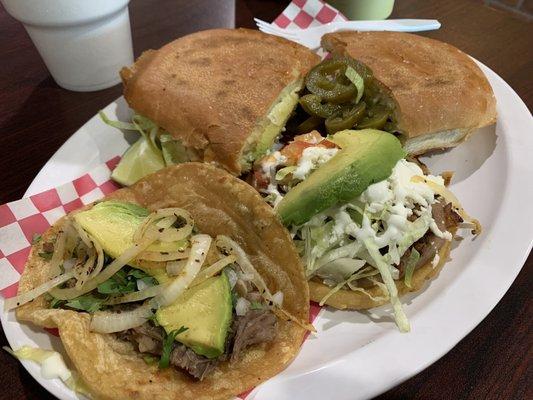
[7,163,310,400]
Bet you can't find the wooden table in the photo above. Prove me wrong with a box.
[0,0,530,399]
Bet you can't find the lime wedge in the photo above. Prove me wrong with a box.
[111,137,166,186]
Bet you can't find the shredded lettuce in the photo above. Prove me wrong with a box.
[275,166,297,181]
[396,214,432,257]
[315,242,362,272]
[316,257,366,283]
[99,111,136,131]
[319,266,378,306]
[363,239,410,332]
[100,112,189,186]
[404,248,420,289]
[291,159,464,333]
[345,66,365,103]
[159,134,189,165]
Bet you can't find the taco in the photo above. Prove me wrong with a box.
[251,128,480,332]
[8,163,309,400]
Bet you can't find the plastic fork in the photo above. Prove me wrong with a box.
[254,18,441,50]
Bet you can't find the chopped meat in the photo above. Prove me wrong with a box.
[234,279,252,298]
[169,344,218,380]
[118,323,219,380]
[406,202,447,272]
[398,200,462,275]
[443,202,463,229]
[130,324,164,354]
[64,278,76,288]
[406,156,429,175]
[245,291,262,303]
[118,309,279,379]
[118,324,164,355]
[136,334,161,353]
[230,310,277,362]
[42,241,55,253]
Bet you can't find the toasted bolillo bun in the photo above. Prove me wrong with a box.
[121,29,319,175]
[321,31,496,155]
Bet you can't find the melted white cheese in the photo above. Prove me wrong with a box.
[431,253,440,268]
[293,147,338,181]
[260,151,287,206]
[337,159,450,254]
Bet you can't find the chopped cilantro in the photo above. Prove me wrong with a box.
[159,326,188,369]
[32,234,42,245]
[64,294,107,313]
[38,252,53,260]
[250,301,264,310]
[97,267,156,295]
[49,297,66,309]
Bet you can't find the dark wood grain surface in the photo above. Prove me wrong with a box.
[0,0,531,399]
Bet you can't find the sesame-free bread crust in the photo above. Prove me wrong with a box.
[121,29,319,175]
[322,31,496,152]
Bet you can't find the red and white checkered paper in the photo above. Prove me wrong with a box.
[273,0,347,29]
[0,1,339,398]
[0,157,122,298]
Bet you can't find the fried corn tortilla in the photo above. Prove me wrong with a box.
[16,163,309,400]
[308,230,455,309]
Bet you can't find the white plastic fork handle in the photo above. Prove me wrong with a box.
[329,19,441,33]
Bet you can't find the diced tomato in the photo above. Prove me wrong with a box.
[281,134,339,165]
[253,169,269,190]
[280,141,315,165]
[318,139,338,149]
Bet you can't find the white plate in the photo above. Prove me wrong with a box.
[2,61,532,400]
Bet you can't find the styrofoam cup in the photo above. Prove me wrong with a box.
[1,0,134,91]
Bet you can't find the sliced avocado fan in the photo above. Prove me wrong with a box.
[277,129,406,226]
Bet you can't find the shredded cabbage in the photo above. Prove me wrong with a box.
[291,159,475,332]
[100,112,189,186]
[404,248,420,288]
[345,66,365,103]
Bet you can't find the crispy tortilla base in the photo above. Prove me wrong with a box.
[309,234,454,310]
[16,163,309,400]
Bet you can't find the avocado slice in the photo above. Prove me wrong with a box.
[277,129,406,226]
[74,201,187,257]
[241,80,302,169]
[111,137,166,187]
[156,274,233,358]
[74,201,186,282]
